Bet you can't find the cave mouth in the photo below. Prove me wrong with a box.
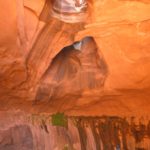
[35,37,108,103]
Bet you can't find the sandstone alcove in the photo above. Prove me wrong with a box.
[35,36,108,103]
[0,0,150,149]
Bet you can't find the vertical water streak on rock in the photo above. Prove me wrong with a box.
[68,119,82,150]
[84,119,97,150]
[120,118,129,150]
[76,118,88,150]
[98,118,114,150]
[89,119,101,150]
[130,118,147,150]
[110,117,120,150]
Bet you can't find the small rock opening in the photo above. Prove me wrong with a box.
[51,0,88,23]
[40,0,93,23]
[35,37,108,102]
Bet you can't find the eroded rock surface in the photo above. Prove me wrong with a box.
[0,125,33,150]
[0,0,150,125]
[0,1,150,149]
[35,37,108,102]
[1,111,150,150]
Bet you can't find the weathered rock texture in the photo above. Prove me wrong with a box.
[1,111,150,150]
[0,0,150,149]
[0,0,149,116]
[35,37,108,102]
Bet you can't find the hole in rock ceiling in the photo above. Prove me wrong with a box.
[35,37,108,103]
[51,0,88,23]
[40,0,92,23]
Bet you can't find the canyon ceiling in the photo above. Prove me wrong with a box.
[0,0,150,149]
[0,0,149,115]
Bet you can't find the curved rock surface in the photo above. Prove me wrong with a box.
[0,1,150,148]
[0,0,150,150]
[0,0,149,116]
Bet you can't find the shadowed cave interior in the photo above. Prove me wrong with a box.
[35,37,108,103]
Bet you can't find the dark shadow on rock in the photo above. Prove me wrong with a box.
[35,37,108,103]
[0,125,33,150]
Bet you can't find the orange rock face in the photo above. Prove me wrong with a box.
[0,0,150,149]
[0,0,150,115]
